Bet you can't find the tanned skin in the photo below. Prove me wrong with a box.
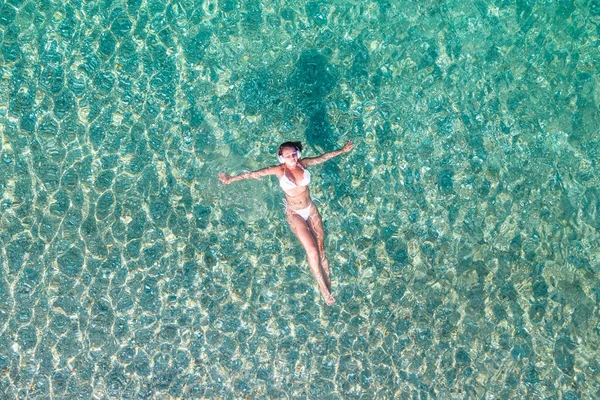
[218,141,354,306]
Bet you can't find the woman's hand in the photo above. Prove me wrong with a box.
[342,140,354,153]
[218,173,232,184]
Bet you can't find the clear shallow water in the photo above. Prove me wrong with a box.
[0,0,599,398]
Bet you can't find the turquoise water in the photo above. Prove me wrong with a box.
[1,0,599,398]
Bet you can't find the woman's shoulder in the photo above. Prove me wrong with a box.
[273,164,285,177]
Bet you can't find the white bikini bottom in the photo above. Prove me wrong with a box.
[284,200,313,221]
[290,203,313,221]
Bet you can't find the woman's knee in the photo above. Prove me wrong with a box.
[304,245,320,263]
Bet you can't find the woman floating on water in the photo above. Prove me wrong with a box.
[218,140,354,306]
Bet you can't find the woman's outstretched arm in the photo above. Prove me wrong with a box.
[302,141,354,166]
[218,165,279,184]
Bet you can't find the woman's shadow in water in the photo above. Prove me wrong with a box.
[288,50,340,151]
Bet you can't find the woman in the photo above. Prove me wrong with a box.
[218,140,354,306]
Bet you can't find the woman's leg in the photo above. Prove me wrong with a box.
[286,210,335,306]
[307,206,330,290]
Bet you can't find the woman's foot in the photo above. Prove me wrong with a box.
[324,293,336,306]
[318,281,335,306]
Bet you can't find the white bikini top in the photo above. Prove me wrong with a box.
[279,165,311,191]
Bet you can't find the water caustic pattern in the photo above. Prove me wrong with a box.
[0,0,599,398]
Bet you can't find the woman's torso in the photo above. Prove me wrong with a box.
[278,162,312,209]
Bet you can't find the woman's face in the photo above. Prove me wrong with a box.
[280,147,299,166]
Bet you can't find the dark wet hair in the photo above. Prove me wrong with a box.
[278,141,303,156]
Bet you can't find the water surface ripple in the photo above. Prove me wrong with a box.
[0,0,599,398]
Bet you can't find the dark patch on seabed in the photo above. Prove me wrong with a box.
[0,0,599,398]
